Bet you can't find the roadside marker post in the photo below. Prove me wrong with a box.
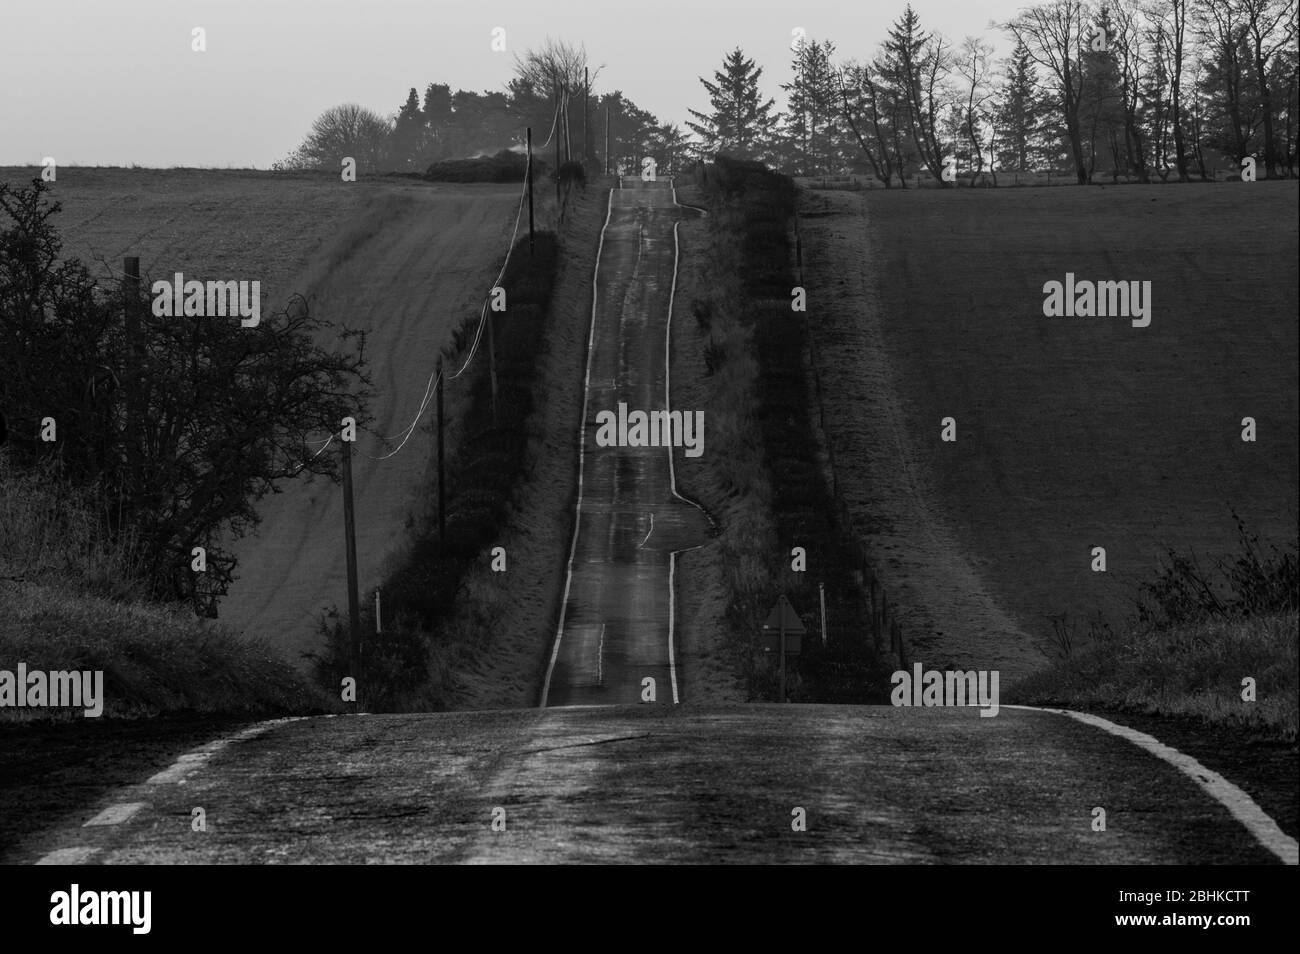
[819,582,827,648]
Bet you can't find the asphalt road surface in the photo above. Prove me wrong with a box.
[542,178,711,707]
[12,705,1290,864]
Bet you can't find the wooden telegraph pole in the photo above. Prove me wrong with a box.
[436,357,446,542]
[555,94,562,209]
[604,106,610,176]
[122,257,142,495]
[341,437,361,683]
[486,297,499,427]
[583,67,589,170]
[563,86,572,165]
[526,127,535,255]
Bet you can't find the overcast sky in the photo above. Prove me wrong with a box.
[2,0,1031,168]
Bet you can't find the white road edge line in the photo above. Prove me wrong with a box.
[36,847,100,865]
[541,184,617,708]
[597,622,606,686]
[32,717,307,865]
[662,177,714,707]
[668,551,680,703]
[83,802,145,827]
[1006,705,1298,865]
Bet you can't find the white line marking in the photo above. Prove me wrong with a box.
[597,623,607,686]
[30,718,307,865]
[1006,705,1298,865]
[541,185,617,708]
[145,718,300,784]
[668,552,680,704]
[638,513,654,549]
[36,847,100,865]
[660,177,715,707]
[83,802,145,827]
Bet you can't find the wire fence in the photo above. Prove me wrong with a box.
[795,208,908,671]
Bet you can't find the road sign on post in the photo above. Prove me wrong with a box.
[762,595,805,703]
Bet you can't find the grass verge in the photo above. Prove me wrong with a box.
[689,157,894,702]
[0,459,330,722]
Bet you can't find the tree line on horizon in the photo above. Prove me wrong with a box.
[277,0,1296,187]
[277,38,686,178]
[690,0,1297,185]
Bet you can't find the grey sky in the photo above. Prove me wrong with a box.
[2,0,1030,168]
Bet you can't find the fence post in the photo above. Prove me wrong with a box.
[879,589,889,652]
[819,582,827,648]
[870,577,880,647]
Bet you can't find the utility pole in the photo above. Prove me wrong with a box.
[555,94,562,209]
[486,299,499,427]
[122,257,142,500]
[604,106,610,176]
[560,84,570,166]
[341,437,361,682]
[583,67,589,170]
[526,126,535,255]
[436,357,446,541]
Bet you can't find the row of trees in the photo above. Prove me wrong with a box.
[279,39,686,177]
[687,0,1298,184]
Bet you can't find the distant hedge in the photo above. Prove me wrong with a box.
[424,150,532,183]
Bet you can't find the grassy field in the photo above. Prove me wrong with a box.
[0,166,528,673]
[801,182,1298,680]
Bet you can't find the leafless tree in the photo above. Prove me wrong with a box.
[954,36,998,184]
[295,103,393,173]
[1004,0,1094,184]
[1237,0,1299,176]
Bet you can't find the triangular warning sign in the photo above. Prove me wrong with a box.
[762,595,805,634]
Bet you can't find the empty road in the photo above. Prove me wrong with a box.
[542,178,711,707]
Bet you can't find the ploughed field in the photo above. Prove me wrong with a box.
[805,183,1298,674]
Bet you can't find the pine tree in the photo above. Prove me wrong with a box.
[781,38,841,174]
[996,39,1042,171]
[877,5,950,182]
[687,47,777,161]
[1078,4,1126,181]
[421,83,453,162]
[392,87,424,169]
